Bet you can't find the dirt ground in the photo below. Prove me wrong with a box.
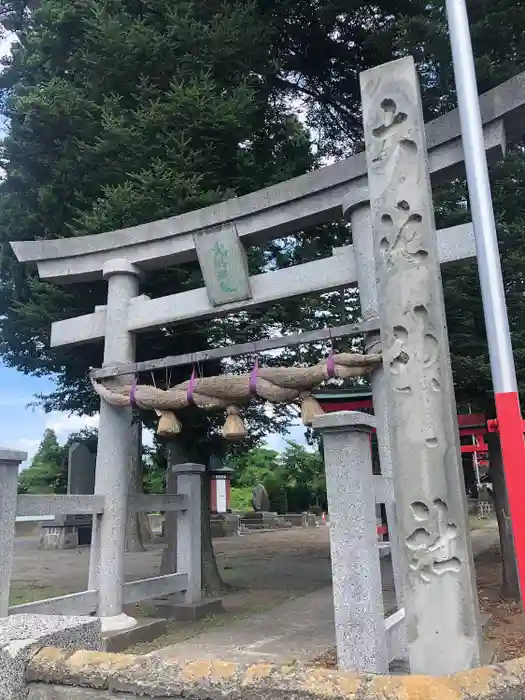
[11,522,525,662]
[311,525,525,668]
[476,544,525,662]
[11,527,334,647]
[11,527,332,604]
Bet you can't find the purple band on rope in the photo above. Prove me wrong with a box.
[249,359,258,395]
[326,352,336,378]
[130,377,137,407]
[187,369,196,404]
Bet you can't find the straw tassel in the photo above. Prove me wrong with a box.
[300,393,324,426]
[222,405,246,440]
[156,410,182,436]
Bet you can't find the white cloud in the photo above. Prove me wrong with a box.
[45,412,99,440]
[142,428,154,448]
[13,438,41,469]
[263,418,309,452]
[0,31,17,59]
[17,414,153,469]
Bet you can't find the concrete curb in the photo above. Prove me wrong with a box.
[27,647,525,699]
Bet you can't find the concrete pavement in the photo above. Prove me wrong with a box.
[153,525,499,665]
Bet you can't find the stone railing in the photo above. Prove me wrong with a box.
[25,646,525,700]
[0,447,205,625]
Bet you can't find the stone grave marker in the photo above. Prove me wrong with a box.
[40,442,96,550]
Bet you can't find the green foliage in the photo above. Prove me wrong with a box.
[263,473,288,515]
[434,152,525,408]
[0,0,315,456]
[227,441,325,513]
[18,429,66,494]
[227,447,280,488]
[2,0,525,446]
[18,425,99,494]
[395,0,525,407]
[142,442,167,494]
[229,486,253,512]
[280,441,326,512]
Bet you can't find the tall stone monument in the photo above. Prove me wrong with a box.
[361,56,482,674]
[40,442,96,550]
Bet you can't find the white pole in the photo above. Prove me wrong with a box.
[445,0,525,599]
[445,0,517,393]
[473,441,481,490]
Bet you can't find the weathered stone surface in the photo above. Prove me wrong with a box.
[68,443,96,497]
[0,615,100,700]
[25,647,525,699]
[40,448,96,548]
[361,55,482,674]
[171,463,204,605]
[0,448,27,463]
[102,619,167,653]
[0,454,20,617]
[48,219,479,349]
[251,484,270,512]
[160,458,178,576]
[313,411,387,674]
[28,687,131,699]
[194,225,251,306]
[155,598,224,622]
[88,260,140,630]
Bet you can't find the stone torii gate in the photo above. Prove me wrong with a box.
[11,57,525,674]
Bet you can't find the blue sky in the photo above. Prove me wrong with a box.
[0,363,99,466]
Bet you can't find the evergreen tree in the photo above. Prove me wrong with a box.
[390,0,525,405]
[0,0,315,459]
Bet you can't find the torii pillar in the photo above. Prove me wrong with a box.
[361,56,482,675]
[88,259,140,631]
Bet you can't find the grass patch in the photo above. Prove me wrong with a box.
[10,583,69,606]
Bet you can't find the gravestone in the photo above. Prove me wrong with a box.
[68,443,96,496]
[39,443,96,550]
[251,484,270,512]
[243,484,278,529]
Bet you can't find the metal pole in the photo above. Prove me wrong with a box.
[445,0,515,393]
[445,0,525,599]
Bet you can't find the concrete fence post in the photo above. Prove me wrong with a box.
[173,463,204,604]
[0,449,27,617]
[313,411,388,674]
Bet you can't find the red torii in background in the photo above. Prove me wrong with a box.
[313,388,492,535]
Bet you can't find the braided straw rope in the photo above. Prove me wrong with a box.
[91,352,382,439]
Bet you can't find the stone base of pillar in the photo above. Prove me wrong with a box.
[39,521,93,550]
[99,612,137,633]
[154,597,224,621]
[101,617,167,653]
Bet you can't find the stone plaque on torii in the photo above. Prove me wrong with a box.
[11,57,525,674]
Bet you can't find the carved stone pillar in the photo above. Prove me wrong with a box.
[360,56,482,674]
